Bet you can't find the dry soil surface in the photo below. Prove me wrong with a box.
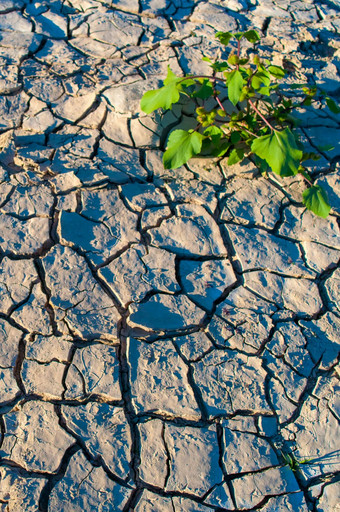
[0,1,339,511]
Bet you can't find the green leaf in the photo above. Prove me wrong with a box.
[251,69,271,90]
[282,99,293,108]
[228,147,244,165]
[194,79,214,99]
[302,98,312,107]
[163,129,204,169]
[211,140,231,157]
[227,69,244,105]
[204,125,224,145]
[140,67,182,113]
[140,84,180,114]
[257,86,271,96]
[233,32,244,41]
[326,97,340,114]
[243,30,260,43]
[228,54,240,66]
[302,185,331,218]
[163,66,195,88]
[302,151,321,162]
[251,128,303,177]
[202,56,230,73]
[211,61,230,72]
[268,65,286,78]
[216,31,233,46]
[230,131,241,144]
[163,66,180,85]
[140,67,195,114]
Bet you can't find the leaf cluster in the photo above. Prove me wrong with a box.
[140,30,339,218]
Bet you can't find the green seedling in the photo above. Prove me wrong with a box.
[281,451,314,472]
[141,30,340,218]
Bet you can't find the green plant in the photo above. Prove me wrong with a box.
[281,451,314,472]
[140,30,340,218]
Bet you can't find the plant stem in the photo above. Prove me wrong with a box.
[213,118,257,138]
[234,123,257,137]
[247,65,258,87]
[236,40,241,71]
[248,98,274,131]
[215,95,226,112]
[179,75,225,84]
[299,171,313,186]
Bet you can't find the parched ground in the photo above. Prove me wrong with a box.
[0,0,339,511]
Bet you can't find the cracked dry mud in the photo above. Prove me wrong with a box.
[0,0,339,511]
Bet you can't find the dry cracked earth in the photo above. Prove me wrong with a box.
[0,0,339,511]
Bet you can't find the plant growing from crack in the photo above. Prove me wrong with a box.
[140,30,340,218]
[281,450,314,472]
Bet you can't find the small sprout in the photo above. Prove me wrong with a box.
[281,451,314,472]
